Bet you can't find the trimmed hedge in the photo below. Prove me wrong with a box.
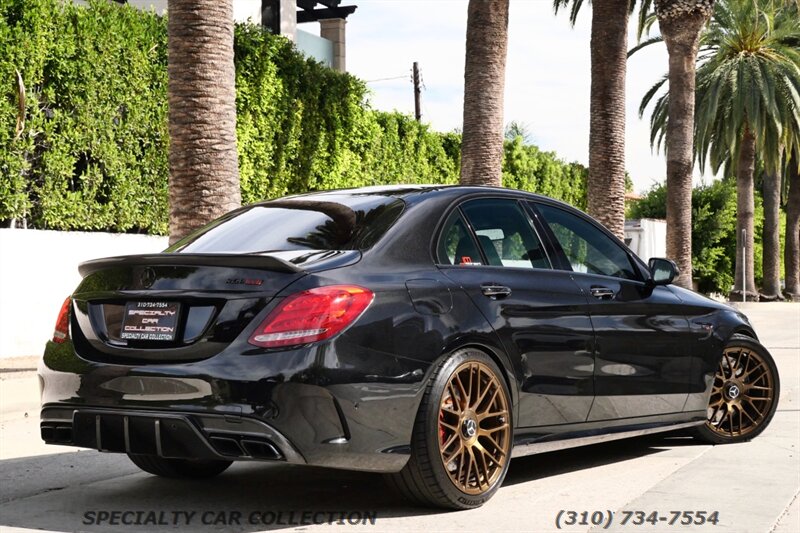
[629,178,770,294]
[0,0,168,233]
[1,0,587,234]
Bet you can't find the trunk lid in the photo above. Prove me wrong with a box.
[69,253,333,364]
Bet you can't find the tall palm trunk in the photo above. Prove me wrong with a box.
[732,128,758,300]
[167,0,241,245]
[460,0,509,186]
[655,0,715,289]
[761,169,783,300]
[586,0,629,240]
[785,162,800,299]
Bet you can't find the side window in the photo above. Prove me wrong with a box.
[460,199,551,269]
[436,211,482,265]
[536,203,639,280]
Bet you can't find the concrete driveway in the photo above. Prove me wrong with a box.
[1,303,797,533]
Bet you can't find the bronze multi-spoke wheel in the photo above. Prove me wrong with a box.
[438,361,510,494]
[694,335,780,444]
[387,349,513,509]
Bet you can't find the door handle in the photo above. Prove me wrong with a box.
[481,284,512,299]
[590,286,615,300]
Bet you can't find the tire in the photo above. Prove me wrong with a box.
[128,454,232,479]
[387,348,513,509]
[692,334,780,444]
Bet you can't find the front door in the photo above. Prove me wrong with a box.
[437,198,595,427]
[533,202,694,420]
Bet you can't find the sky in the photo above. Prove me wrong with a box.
[341,0,714,194]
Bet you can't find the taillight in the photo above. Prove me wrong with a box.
[248,285,374,348]
[53,296,71,343]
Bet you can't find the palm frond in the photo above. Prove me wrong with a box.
[642,0,800,176]
[628,35,663,58]
[639,74,668,118]
[552,0,587,26]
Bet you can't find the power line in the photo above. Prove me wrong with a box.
[365,75,408,83]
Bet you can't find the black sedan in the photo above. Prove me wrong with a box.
[39,185,780,509]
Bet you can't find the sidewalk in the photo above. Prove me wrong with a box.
[0,302,797,532]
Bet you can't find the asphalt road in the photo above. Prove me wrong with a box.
[1,302,797,533]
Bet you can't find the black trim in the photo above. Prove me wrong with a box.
[79,253,303,277]
[297,5,357,23]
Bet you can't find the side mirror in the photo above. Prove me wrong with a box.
[648,258,679,286]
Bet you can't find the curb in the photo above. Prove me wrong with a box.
[0,355,39,373]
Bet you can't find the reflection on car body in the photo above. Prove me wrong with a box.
[39,185,780,509]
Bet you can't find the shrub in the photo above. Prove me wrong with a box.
[0,0,587,234]
[0,0,168,233]
[629,178,765,293]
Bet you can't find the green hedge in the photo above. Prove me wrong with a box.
[629,179,769,294]
[0,0,168,233]
[502,137,588,211]
[0,0,587,234]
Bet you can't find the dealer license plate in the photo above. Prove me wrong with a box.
[120,301,180,341]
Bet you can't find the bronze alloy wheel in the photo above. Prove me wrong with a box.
[437,361,511,495]
[706,344,776,438]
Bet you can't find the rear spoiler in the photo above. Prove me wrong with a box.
[78,253,303,277]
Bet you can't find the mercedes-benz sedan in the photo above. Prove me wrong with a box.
[39,185,779,509]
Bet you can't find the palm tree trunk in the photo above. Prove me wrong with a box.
[761,170,783,300]
[785,163,800,299]
[586,0,629,240]
[731,128,758,301]
[460,0,509,186]
[657,6,710,289]
[167,0,241,245]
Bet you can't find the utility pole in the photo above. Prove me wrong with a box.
[412,61,421,122]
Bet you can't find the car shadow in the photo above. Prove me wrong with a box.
[0,434,705,532]
[504,433,700,486]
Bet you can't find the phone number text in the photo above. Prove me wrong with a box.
[555,510,721,529]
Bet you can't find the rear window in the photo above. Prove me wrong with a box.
[168,195,405,253]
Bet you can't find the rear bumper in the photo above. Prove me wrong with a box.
[40,406,303,463]
[39,335,431,473]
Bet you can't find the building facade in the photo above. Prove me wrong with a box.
[120,0,356,71]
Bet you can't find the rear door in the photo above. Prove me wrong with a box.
[437,198,595,427]
[532,201,693,419]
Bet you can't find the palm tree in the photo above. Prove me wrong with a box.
[553,0,632,240]
[762,166,783,300]
[641,0,800,299]
[167,0,241,245]
[651,0,715,289]
[460,0,509,187]
[786,154,800,299]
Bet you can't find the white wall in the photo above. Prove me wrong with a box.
[125,0,263,23]
[0,229,168,358]
[624,219,668,263]
[125,0,166,15]
[234,0,263,24]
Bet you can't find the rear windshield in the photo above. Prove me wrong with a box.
[167,195,405,253]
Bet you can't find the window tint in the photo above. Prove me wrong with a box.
[168,196,405,253]
[460,199,551,269]
[536,203,639,280]
[437,211,482,265]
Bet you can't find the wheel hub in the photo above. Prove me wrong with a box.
[724,382,741,400]
[461,415,477,440]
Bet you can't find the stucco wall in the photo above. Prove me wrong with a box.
[0,229,168,358]
[125,0,263,23]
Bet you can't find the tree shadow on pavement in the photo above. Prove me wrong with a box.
[0,434,705,532]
